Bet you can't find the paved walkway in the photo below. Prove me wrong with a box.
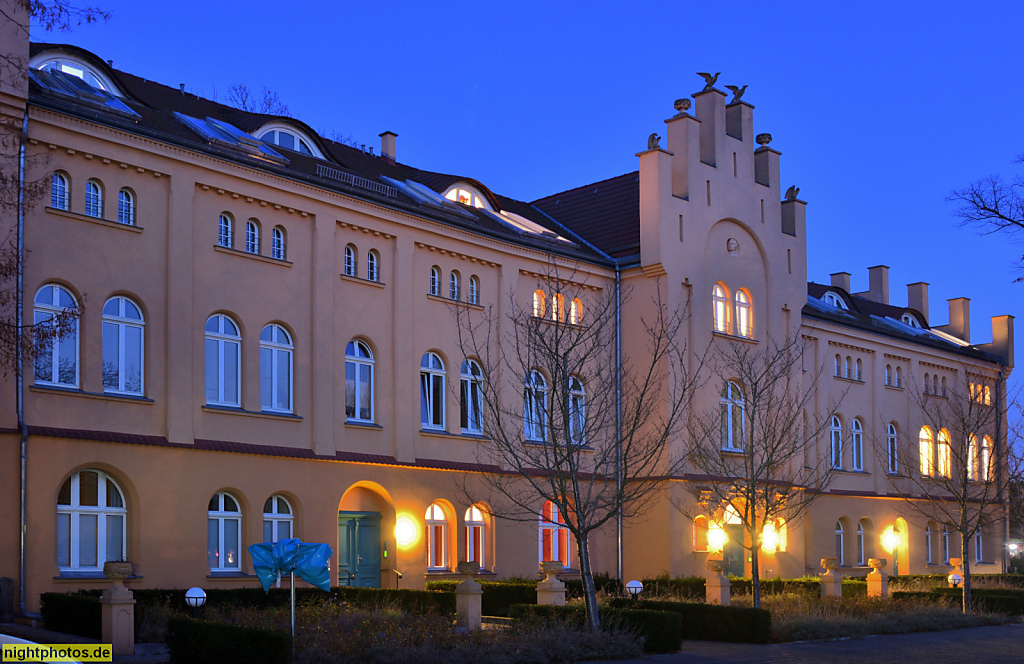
[590,623,1024,664]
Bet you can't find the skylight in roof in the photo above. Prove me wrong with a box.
[481,209,573,243]
[29,68,139,117]
[174,113,287,162]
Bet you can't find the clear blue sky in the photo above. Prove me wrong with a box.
[35,0,1024,389]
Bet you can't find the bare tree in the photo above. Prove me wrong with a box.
[880,370,1010,611]
[681,333,840,609]
[225,84,290,116]
[949,156,1024,281]
[452,264,702,631]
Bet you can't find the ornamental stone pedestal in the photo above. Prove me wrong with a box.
[867,558,889,598]
[100,561,135,656]
[819,557,842,598]
[537,562,566,606]
[455,561,482,631]
[705,559,730,606]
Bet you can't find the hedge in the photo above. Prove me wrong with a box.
[165,618,289,664]
[507,604,681,654]
[425,581,535,615]
[637,576,865,599]
[608,598,771,644]
[892,589,1024,615]
[40,592,102,639]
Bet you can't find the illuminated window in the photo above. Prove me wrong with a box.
[465,505,487,568]
[551,293,565,322]
[102,296,144,395]
[919,426,934,476]
[468,276,479,305]
[271,227,286,260]
[734,290,751,338]
[205,314,241,406]
[85,179,103,218]
[968,434,979,482]
[117,188,134,225]
[34,284,79,387]
[38,58,111,91]
[532,290,546,318]
[540,501,569,567]
[245,219,260,254]
[460,359,483,433]
[693,516,709,552]
[262,495,292,543]
[887,423,899,474]
[449,271,460,300]
[444,186,488,209]
[851,418,864,471]
[569,376,586,445]
[51,172,69,210]
[720,381,745,450]
[208,492,241,572]
[830,416,843,469]
[524,370,548,441]
[57,470,126,571]
[344,245,357,277]
[367,250,379,282]
[937,429,951,478]
[425,502,448,570]
[260,324,293,413]
[420,352,446,429]
[218,213,233,247]
[835,521,845,566]
[569,298,582,325]
[345,340,374,422]
[712,284,729,333]
[981,436,993,482]
[970,382,992,406]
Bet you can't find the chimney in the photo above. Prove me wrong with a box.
[907,282,929,322]
[858,265,889,304]
[944,297,971,343]
[830,272,851,292]
[379,131,397,163]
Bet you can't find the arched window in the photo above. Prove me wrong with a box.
[271,226,286,260]
[245,220,260,254]
[51,172,69,210]
[896,366,904,387]
[57,470,126,571]
[855,358,863,381]
[429,266,440,296]
[851,418,864,471]
[823,292,847,309]
[968,434,979,482]
[941,376,947,397]
[420,352,445,429]
[932,375,939,396]
[835,521,845,566]
[205,314,241,406]
[367,250,379,282]
[830,416,843,469]
[444,186,489,209]
[925,524,933,564]
[345,340,374,422]
[117,188,135,225]
[981,436,993,482]
[887,423,899,474]
[218,213,233,247]
[693,516,709,552]
[551,293,565,322]
[208,492,242,571]
[524,370,548,441]
[885,364,892,386]
[468,276,480,305]
[712,284,729,333]
[460,359,483,433]
[937,428,952,478]
[974,528,983,563]
[941,525,950,564]
[844,356,851,379]
[923,372,931,394]
[465,505,487,567]
[540,500,569,567]
[569,376,586,445]
[425,502,448,570]
[262,495,293,543]
[85,179,103,218]
[919,426,934,476]
[344,245,357,277]
[720,381,745,450]
[856,522,865,566]
[834,354,841,377]
[532,290,546,318]
[259,128,318,156]
[34,284,79,387]
[734,290,752,338]
[102,296,144,395]
[901,313,921,328]
[260,324,293,413]
[449,271,460,300]
[569,298,582,325]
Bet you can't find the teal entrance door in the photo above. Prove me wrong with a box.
[338,511,382,587]
[724,524,745,577]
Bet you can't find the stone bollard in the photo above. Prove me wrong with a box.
[819,557,842,598]
[455,561,482,631]
[100,562,135,656]
[537,561,566,606]
[705,559,730,606]
[866,558,889,598]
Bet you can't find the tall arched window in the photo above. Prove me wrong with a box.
[460,359,483,433]
[941,525,950,564]
[345,340,374,422]
[260,324,293,413]
[468,275,480,305]
[885,364,892,386]
[367,250,379,282]
[924,373,931,394]
[932,375,939,395]
[887,423,899,474]
[420,352,445,429]
[262,495,293,543]
[835,521,845,566]
[974,528,983,563]
[271,226,286,260]
[941,376,947,396]
[844,356,851,379]
[465,505,487,567]
[981,436,993,482]
[205,314,241,406]
[856,522,865,566]
[208,492,242,571]
[937,428,951,478]
[344,245,357,277]
[218,213,233,247]
[117,188,135,225]
[851,418,864,471]
[968,434,979,482]
[569,298,582,325]
[712,284,729,333]
[830,416,843,469]
[57,470,126,571]
[720,381,745,450]
[919,426,934,476]
[85,179,103,218]
[245,220,260,254]
[734,290,751,338]
[51,172,69,210]
[425,502,448,570]
[34,284,79,387]
[102,296,144,395]
[524,370,548,441]
[551,293,565,322]
[896,366,904,387]
[855,358,863,381]
[429,266,440,295]
[925,524,933,564]
[532,290,546,318]
[693,515,709,552]
[540,500,569,566]
[569,376,586,445]
[834,354,841,377]
[449,271,460,300]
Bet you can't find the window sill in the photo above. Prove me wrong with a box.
[345,420,382,430]
[712,331,758,344]
[833,376,864,384]
[30,385,154,404]
[884,384,905,391]
[720,447,746,455]
[46,206,144,233]
[832,469,869,475]
[207,572,257,580]
[213,244,292,267]
[424,570,498,580]
[202,405,302,421]
[524,439,592,452]
[427,293,484,310]
[341,274,385,288]
[54,573,144,581]
[419,428,491,443]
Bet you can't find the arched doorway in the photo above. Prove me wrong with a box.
[338,482,396,588]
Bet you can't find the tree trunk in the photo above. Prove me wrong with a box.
[962,536,972,613]
[750,517,761,609]
[576,534,600,631]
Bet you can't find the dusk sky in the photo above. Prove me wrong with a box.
[35,0,1024,396]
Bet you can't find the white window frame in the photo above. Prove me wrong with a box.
[468,276,479,305]
[720,381,745,451]
[429,267,440,295]
[245,220,260,254]
[205,314,241,407]
[85,179,103,218]
[425,502,448,570]
[887,423,899,474]
[539,501,570,567]
[835,521,845,566]
[823,291,848,309]
[465,506,486,568]
[271,227,286,260]
[524,370,548,442]
[712,284,729,333]
[34,284,79,388]
[345,245,357,277]
[851,418,864,471]
[919,426,934,476]
[734,289,751,338]
[52,172,69,210]
[208,492,242,572]
[57,470,126,572]
[117,188,134,225]
[460,359,483,433]
[449,271,460,300]
[260,323,293,413]
[569,376,586,445]
[102,296,145,395]
[830,416,843,469]
[856,523,865,566]
[980,436,992,482]
[345,340,374,422]
[218,214,233,247]
[262,495,293,544]
[420,352,446,429]
[925,525,933,564]
[974,529,983,563]
[367,250,379,282]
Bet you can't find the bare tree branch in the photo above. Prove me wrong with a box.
[225,84,290,116]
[949,155,1024,281]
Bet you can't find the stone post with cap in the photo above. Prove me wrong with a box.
[537,561,566,606]
[867,558,889,598]
[819,557,843,598]
[705,559,731,605]
[100,561,135,656]
[455,561,482,631]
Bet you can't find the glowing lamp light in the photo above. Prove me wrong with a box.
[761,522,778,553]
[395,517,418,547]
[882,527,900,551]
[708,524,728,552]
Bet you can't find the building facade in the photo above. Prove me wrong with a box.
[0,7,1013,615]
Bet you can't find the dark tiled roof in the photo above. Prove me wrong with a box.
[532,171,640,258]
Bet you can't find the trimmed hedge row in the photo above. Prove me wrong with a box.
[424,581,535,615]
[165,618,289,664]
[608,598,771,644]
[638,576,866,598]
[39,592,102,639]
[507,604,681,654]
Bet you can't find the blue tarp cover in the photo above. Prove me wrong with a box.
[247,539,333,593]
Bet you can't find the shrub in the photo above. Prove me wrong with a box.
[928,588,1024,614]
[608,598,771,644]
[165,618,289,664]
[424,581,535,615]
[508,603,682,654]
[40,592,101,639]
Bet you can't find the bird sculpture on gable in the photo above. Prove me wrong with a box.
[647,133,661,150]
[785,185,800,201]
[697,72,720,92]
[725,85,748,104]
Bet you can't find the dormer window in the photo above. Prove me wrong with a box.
[31,53,122,96]
[444,185,490,210]
[822,291,848,310]
[901,313,922,328]
[257,124,323,158]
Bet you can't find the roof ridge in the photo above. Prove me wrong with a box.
[532,170,639,203]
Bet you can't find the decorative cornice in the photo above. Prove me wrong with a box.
[827,340,875,354]
[884,352,910,362]
[199,182,311,217]
[417,241,499,267]
[518,268,602,291]
[338,220,394,239]
[641,262,668,278]
[918,360,958,373]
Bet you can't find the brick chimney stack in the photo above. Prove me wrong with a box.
[379,131,397,163]
[830,272,851,292]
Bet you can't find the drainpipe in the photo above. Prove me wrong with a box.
[615,263,623,584]
[997,369,1007,574]
[17,107,28,615]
